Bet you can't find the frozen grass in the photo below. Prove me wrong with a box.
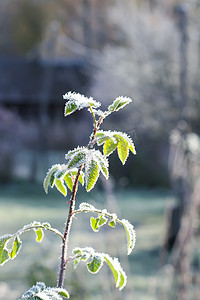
[0,182,175,300]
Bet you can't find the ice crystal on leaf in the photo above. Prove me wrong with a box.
[64,91,101,116]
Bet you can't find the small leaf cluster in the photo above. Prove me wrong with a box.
[75,203,136,255]
[96,131,136,164]
[44,165,84,196]
[72,247,127,290]
[44,92,136,195]
[19,282,69,300]
[0,222,63,266]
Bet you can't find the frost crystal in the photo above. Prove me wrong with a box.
[63,91,101,110]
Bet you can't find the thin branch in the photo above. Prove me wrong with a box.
[57,113,104,288]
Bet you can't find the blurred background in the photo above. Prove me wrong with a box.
[0,0,200,299]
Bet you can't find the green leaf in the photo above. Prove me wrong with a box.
[34,228,44,243]
[43,165,59,193]
[108,96,132,112]
[117,141,129,165]
[53,288,70,298]
[64,101,78,116]
[120,219,136,255]
[103,139,117,156]
[104,254,127,290]
[90,214,107,232]
[67,150,86,169]
[85,158,100,192]
[55,179,67,196]
[95,132,109,146]
[98,215,108,227]
[87,254,103,274]
[63,91,101,116]
[90,217,99,232]
[114,132,136,155]
[94,150,109,179]
[109,217,117,228]
[64,173,73,191]
[0,235,12,266]
[9,236,22,259]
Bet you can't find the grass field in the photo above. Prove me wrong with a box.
[0,182,175,300]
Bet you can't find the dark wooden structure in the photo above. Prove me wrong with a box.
[0,57,90,115]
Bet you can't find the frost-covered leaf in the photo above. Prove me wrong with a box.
[63,91,101,116]
[95,130,117,146]
[72,247,94,266]
[0,234,12,265]
[74,204,136,256]
[108,96,132,112]
[120,219,136,255]
[117,141,129,165]
[55,179,67,197]
[64,101,78,116]
[87,254,103,274]
[78,202,96,212]
[90,214,108,232]
[98,215,108,227]
[109,214,117,228]
[104,139,117,156]
[90,217,99,232]
[85,158,100,192]
[9,235,22,259]
[92,109,105,118]
[43,165,60,193]
[72,247,127,291]
[19,282,69,299]
[94,150,109,179]
[53,288,70,298]
[114,132,136,155]
[34,228,44,243]
[67,149,87,169]
[104,254,127,290]
[96,130,136,164]
[64,173,73,191]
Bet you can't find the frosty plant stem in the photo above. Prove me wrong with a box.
[58,113,103,288]
[0,92,137,299]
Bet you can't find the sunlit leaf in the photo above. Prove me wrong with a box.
[34,228,44,243]
[63,91,101,116]
[55,179,67,196]
[9,236,22,259]
[98,215,108,227]
[108,96,132,112]
[90,217,99,232]
[43,165,60,193]
[103,139,117,156]
[85,158,100,192]
[94,150,109,179]
[67,151,86,169]
[87,254,103,274]
[64,101,78,116]
[104,254,127,290]
[120,219,136,255]
[64,173,73,191]
[117,141,129,165]
[0,235,12,266]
